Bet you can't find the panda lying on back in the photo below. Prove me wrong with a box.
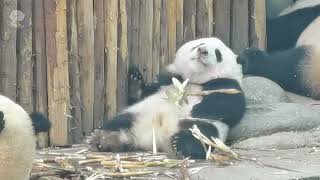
[0,94,51,180]
[238,0,320,99]
[87,37,246,159]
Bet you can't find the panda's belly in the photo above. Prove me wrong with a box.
[131,98,183,153]
[128,84,203,153]
[0,131,36,180]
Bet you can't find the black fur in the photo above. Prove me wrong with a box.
[0,111,4,133]
[128,65,146,105]
[102,113,135,131]
[267,4,320,52]
[238,47,312,97]
[215,49,222,62]
[29,112,51,135]
[127,65,183,104]
[191,78,246,128]
[172,119,219,159]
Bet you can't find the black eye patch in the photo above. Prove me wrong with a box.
[215,49,222,62]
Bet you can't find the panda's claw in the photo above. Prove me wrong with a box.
[128,65,144,82]
[171,131,206,159]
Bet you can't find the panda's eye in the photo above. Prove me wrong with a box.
[198,47,208,56]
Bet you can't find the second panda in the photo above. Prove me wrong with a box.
[238,0,320,99]
[87,37,246,159]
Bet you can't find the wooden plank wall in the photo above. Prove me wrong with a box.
[0,0,266,147]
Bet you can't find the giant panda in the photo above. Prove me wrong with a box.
[86,37,246,159]
[237,0,320,99]
[0,94,51,180]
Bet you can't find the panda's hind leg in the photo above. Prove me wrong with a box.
[172,119,220,159]
[0,111,4,133]
[86,113,136,152]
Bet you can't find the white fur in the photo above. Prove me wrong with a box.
[166,37,243,85]
[0,95,36,180]
[124,84,203,154]
[280,0,320,16]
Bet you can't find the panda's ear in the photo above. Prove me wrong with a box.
[166,63,178,74]
[236,55,248,73]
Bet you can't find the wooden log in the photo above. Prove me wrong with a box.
[0,0,17,100]
[176,0,184,48]
[105,0,118,119]
[214,0,231,46]
[77,0,95,135]
[249,0,266,49]
[93,0,105,128]
[131,0,140,66]
[183,0,196,43]
[167,0,176,64]
[138,0,153,82]
[67,0,83,143]
[17,0,33,112]
[231,0,249,54]
[126,0,132,67]
[196,0,214,38]
[152,0,161,80]
[117,0,129,112]
[44,0,70,145]
[33,0,49,148]
[160,0,168,70]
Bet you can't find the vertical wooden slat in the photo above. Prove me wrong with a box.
[44,0,70,146]
[105,0,118,119]
[67,0,83,143]
[139,0,153,82]
[117,0,129,111]
[93,0,105,128]
[77,0,95,135]
[131,0,140,66]
[214,0,231,46]
[231,0,249,54]
[160,0,168,70]
[126,0,132,66]
[0,0,17,100]
[176,0,183,48]
[33,0,49,148]
[167,0,176,64]
[17,0,33,112]
[152,0,161,80]
[183,0,196,43]
[196,0,214,38]
[249,0,266,49]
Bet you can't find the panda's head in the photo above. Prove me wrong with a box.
[0,95,34,137]
[166,37,243,84]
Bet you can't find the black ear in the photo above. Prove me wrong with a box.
[236,55,248,73]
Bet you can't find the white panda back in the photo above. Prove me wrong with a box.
[0,95,36,180]
[280,0,320,16]
[296,16,320,47]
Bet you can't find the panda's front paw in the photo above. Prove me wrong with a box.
[85,129,103,151]
[172,131,206,159]
[128,65,145,105]
[0,111,5,133]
